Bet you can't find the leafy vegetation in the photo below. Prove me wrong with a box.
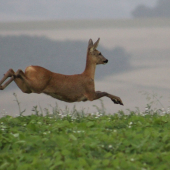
[1,93,170,170]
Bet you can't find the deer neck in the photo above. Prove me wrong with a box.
[83,55,96,80]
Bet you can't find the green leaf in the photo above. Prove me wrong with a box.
[78,158,87,166]
[104,152,112,158]
[102,159,110,166]
[61,149,70,156]
[69,134,77,141]
[86,121,95,127]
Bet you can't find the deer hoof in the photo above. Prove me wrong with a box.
[111,97,124,105]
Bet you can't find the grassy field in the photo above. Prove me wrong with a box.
[0,98,170,170]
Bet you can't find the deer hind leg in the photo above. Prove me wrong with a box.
[0,69,32,93]
[14,69,32,93]
[93,91,123,105]
[0,69,15,90]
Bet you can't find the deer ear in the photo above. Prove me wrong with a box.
[93,38,100,49]
[88,39,93,49]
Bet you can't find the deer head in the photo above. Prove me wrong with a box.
[87,38,108,65]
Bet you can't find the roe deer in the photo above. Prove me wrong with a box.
[0,38,123,105]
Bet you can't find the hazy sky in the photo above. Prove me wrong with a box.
[0,0,157,22]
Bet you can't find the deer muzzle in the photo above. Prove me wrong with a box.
[104,59,108,64]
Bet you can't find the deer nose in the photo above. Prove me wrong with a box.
[104,59,108,63]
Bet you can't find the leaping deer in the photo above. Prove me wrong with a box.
[0,38,123,105]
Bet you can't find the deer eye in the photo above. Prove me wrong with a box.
[99,53,101,55]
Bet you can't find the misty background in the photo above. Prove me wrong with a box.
[0,0,170,116]
[0,0,158,21]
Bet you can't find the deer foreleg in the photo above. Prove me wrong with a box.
[93,91,123,105]
[0,69,15,90]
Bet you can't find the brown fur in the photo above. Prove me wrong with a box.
[0,38,123,105]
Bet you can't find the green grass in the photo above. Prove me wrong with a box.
[1,103,170,170]
[1,92,170,170]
